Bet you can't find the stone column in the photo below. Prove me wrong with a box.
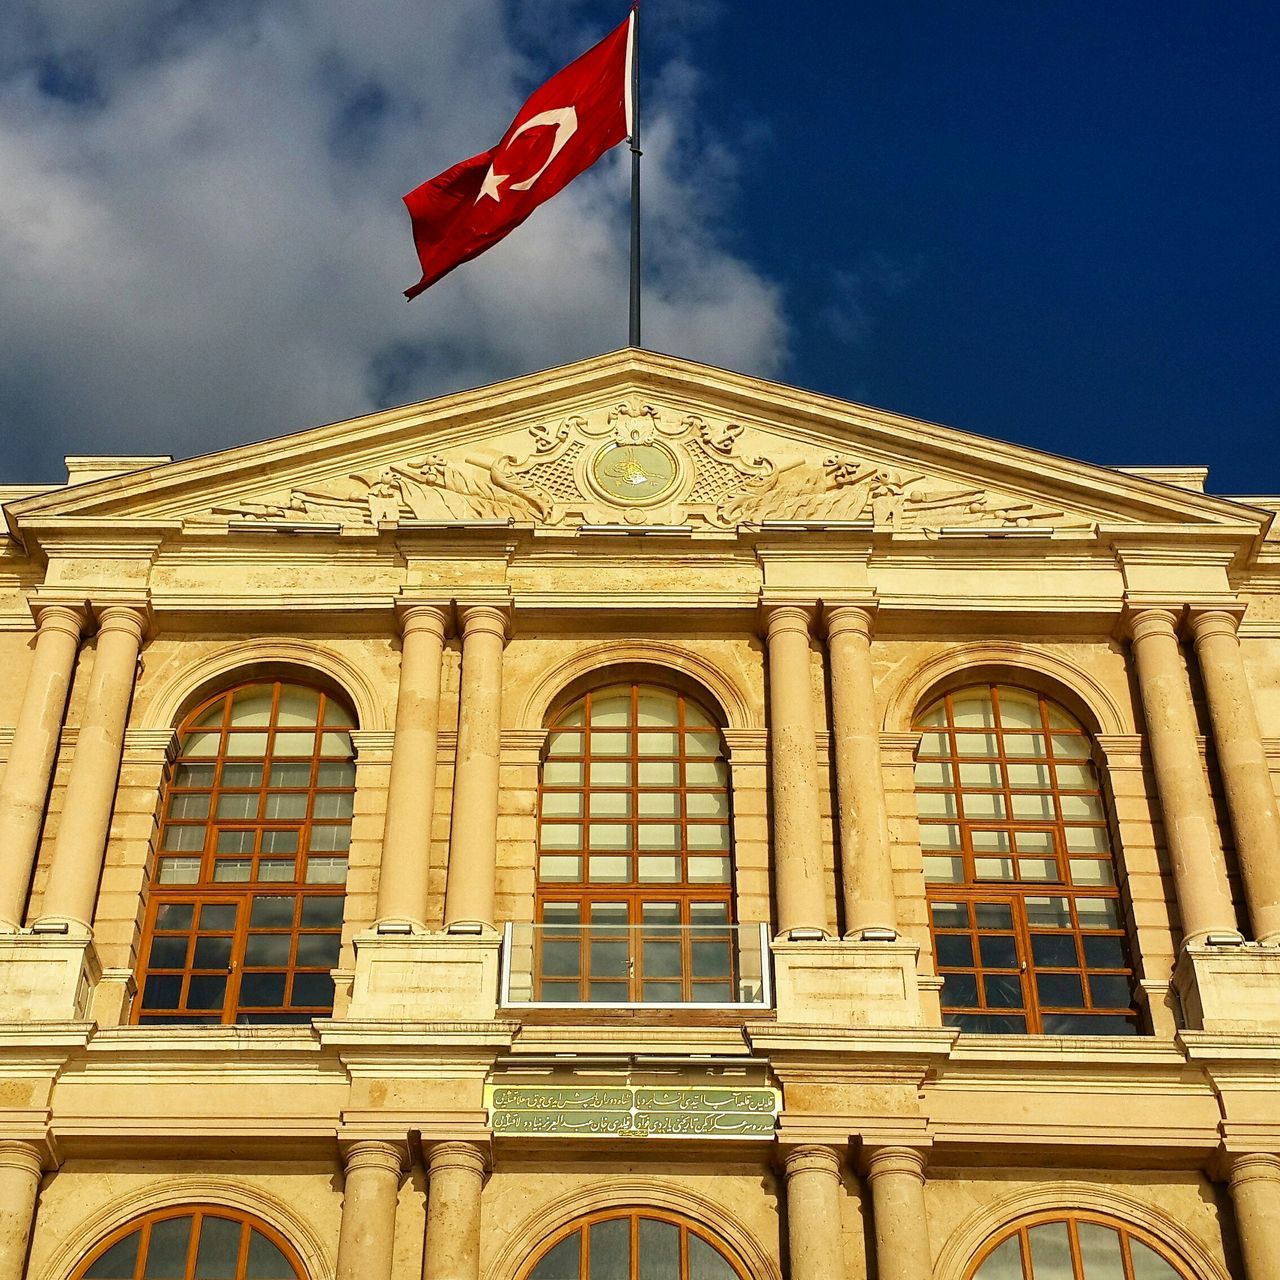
[422,1141,486,1280]
[865,1147,931,1280]
[443,606,508,932]
[1228,1153,1280,1280]
[1189,611,1280,943]
[377,604,450,930]
[37,605,148,932]
[0,1142,42,1280]
[782,1145,847,1280]
[1127,609,1237,944]
[825,605,896,937]
[0,605,86,931]
[335,1141,404,1280]
[764,606,829,936]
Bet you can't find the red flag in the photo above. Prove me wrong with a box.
[403,16,633,300]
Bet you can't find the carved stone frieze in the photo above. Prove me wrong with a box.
[213,402,1080,534]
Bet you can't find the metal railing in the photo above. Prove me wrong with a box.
[500,921,773,1010]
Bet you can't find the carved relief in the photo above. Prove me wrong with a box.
[215,403,1076,533]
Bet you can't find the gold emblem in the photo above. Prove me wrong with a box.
[590,442,679,504]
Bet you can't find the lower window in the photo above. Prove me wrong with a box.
[970,1213,1189,1280]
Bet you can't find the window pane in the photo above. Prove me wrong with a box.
[589,792,631,817]
[638,732,678,756]
[924,856,963,883]
[1027,1222,1072,1278]
[686,791,729,818]
[639,1218,682,1280]
[921,824,962,851]
[194,1216,243,1279]
[85,1232,141,1278]
[638,761,678,786]
[973,1235,1024,1280]
[226,732,270,757]
[276,686,321,726]
[144,1216,193,1278]
[531,1234,581,1280]
[539,856,582,882]
[638,792,679,817]
[544,760,585,786]
[589,1218,630,1280]
[542,792,585,818]
[1129,1240,1182,1280]
[159,858,202,885]
[685,760,727,787]
[638,856,681,883]
[1075,1224,1124,1280]
[541,823,583,851]
[588,825,631,851]
[637,823,680,850]
[637,689,680,726]
[246,1230,296,1279]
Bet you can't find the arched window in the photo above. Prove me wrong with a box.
[75,1206,305,1279]
[969,1214,1190,1280]
[134,681,354,1026]
[914,683,1139,1035]
[524,1210,746,1280]
[535,682,736,1004]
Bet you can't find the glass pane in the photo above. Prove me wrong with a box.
[687,825,729,851]
[638,792,680,817]
[983,973,1024,1008]
[942,973,979,1006]
[187,975,228,1009]
[1060,794,1104,821]
[588,856,631,882]
[1069,859,1114,887]
[935,936,974,967]
[688,856,731,883]
[1065,826,1110,853]
[917,792,958,818]
[169,793,211,819]
[914,761,954,786]
[174,764,216,788]
[1018,857,1058,881]
[1083,935,1128,968]
[686,791,729,818]
[1052,733,1092,759]
[972,830,1011,853]
[638,856,681,883]
[312,793,353,819]
[979,935,1019,968]
[1072,1223,1124,1280]
[226,732,270,758]
[1007,763,1051,789]
[637,689,680,726]
[320,733,352,756]
[639,1218,681,1279]
[217,831,255,854]
[589,1218,630,1280]
[539,856,583,882]
[290,972,335,1006]
[638,732,678,756]
[959,762,1001,788]
[1036,972,1085,1007]
[924,855,963,883]
[300,896,343,926]
[974,857,1015,880]
[686,1233,737,1280]
[637,824,680,850]
[1027,1221,1072,1279]
[996,688,1042,729]
[955,732,999,757]
[1076,898,1120,929]
[544,761,585,786]
[85,1232,142,1279]
[973,1234,1024,1280]
[591,761,631,786]
[1089,974,1134,1008]
[194,1216,243,1278]
[223,764,265,788]
[589,792,631,817]
[1011,794,1055,820]
[685,730,722,756]
[296,933,341,966]
[246,1230,297,1279]
[685,761,727,787]
[541,823,583,851]
[590,732,629,757]
[1129,1239,1182,1280]
[239,972,288,1007]
[159,858,202,885]
[149,936,189,968]
[1005,734,1047,758]
[1025,896,1072,927]
[144,1215,193,1277]
[250,897,295,927]
[931,901,968,928]
[141,975,183,1010]
[638,761,678,786]
[643,940,682,977]
[921,824,961,850]
[156,903,195,930]
[217,794,258,820]
[530,1233,581,1280]
[542,793,585,818]
[193,936,232,969]
[974,902,1014,929]
[230,686,274,726]
[316,762,355,787]
[964,793,1007,819]
[182,731,222,758]
[244,934,292,966]
[213,860,253,883]
[588,825,631,851]
[163,826,206,852]
[1031,934,1078,967]
[952,695,997,727]
[590,692,631,726]
[262,830,301,855]
[276,686,321,726]
[200,903,237,930]
[1015,830,1054,852]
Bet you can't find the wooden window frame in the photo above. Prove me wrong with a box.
[535,683,738,1004]
[915,684,1141,1036]
[966,1211,1193,1280]
[521,1208,747,1280]
[74,1205,305,1280]
[133,680,354,1027]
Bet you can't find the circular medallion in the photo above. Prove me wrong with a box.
[590,441,680,504]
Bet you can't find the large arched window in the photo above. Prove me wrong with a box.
[524,1210,746,1280]
[75,1206,304,1279]
[914,683,1139,1035]
[134,681,354,1026]
[969,1214,1189,1280]
[535,682,736,1004]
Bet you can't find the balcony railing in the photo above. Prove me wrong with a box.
[500,921,773,1010]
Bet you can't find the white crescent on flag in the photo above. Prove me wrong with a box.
[476,107,580,203]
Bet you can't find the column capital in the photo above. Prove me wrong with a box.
[1188,608,1245,646]
[396,602,451,639]
[762,603,816,643]
[824,602,876,643]
[93,602,151,643]
[426,1139,489,1178]
[31,603,89,642]
[0,1140,44,1178]
[1228,1152,1280,1188]
[863,1145,928,1183]
[457,603,510,644]
[782,1143,843,1183]
[1125,607,1180,645]
[341,1139,406,1177]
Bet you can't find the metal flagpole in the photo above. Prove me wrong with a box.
[628,3,642,348]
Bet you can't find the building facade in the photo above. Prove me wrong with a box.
[1,349,1279,1280]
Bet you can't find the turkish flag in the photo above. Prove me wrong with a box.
[403,16,632,300]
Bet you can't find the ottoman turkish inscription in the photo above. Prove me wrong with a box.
[488,1084,780,1138]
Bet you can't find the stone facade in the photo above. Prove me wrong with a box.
[1,348,1279,1279]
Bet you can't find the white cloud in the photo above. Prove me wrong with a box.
[0,0,787,479]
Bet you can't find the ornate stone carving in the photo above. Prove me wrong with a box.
[214,404,1076,533]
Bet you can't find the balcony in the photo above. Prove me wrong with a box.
[500,921,773,1010]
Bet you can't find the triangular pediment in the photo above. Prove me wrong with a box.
[6,350,1268,541]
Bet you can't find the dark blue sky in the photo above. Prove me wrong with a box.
[0,0,1276,493]
[645,1,1279,492]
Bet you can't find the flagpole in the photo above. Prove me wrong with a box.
[628,3,642,348]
